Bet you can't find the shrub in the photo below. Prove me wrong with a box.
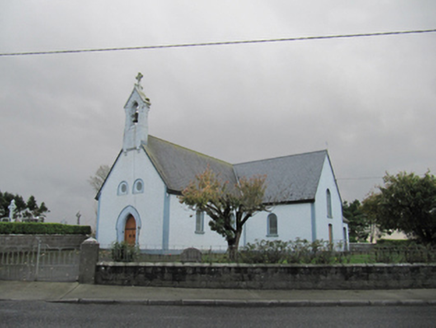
[110,241,139,262]
[372,244,436,264]
[240,240,290,264]
[239,238,344,264]
[0,222,91,235]
[376,239,416,246]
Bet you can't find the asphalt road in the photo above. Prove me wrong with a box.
[0,301,435,328]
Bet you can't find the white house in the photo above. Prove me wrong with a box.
[96,78,349,252]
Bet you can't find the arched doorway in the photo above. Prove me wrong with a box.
[124,215,136,245]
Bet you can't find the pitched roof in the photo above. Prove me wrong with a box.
[234,150,327,203]
[144,135,327,203]
[144,135,237,194]
[124,85,151,107]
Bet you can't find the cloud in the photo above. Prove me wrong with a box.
[1,1,435,226]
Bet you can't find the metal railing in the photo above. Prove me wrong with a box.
[0,239,80,281]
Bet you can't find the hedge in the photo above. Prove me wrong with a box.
[0,222,91,235]
[376,239,416,246]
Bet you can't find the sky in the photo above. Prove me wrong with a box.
[1,1,435,228]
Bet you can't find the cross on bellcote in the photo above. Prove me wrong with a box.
[135,72,143,88]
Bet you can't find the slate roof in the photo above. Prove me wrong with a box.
[144,135,328,203]
[144,135,237,194]
[234,150,327,203]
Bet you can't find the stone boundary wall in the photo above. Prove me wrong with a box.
[0,234,88,249]
[95,262,436,289]
[349,243,376,253]
[349,243,375,252]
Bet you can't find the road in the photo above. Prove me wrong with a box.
[0,301,435,328]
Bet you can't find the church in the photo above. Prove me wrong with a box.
[95,76,349,252]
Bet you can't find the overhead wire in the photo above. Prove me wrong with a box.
[0,28,435,57]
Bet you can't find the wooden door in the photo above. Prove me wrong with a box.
[124,215,136,245]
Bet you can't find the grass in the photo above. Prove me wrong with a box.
[345,253,373,264]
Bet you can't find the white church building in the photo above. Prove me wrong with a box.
[96,77,349,252]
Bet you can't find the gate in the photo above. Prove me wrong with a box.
[0,240,80,282]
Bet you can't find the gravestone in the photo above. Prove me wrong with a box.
[180,247,202,263]
[8,200,16,222]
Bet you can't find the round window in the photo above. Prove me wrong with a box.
[121,183,127,193]
[136,181,143,191]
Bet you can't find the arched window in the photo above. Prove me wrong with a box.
[267,213,278,236]
[118,181,128,195]
[132,102,139,124]
[133,179,144,194]
[195,210,204,234]
[326,189,332,218]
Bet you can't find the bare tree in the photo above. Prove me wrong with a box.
[88,165,110,193]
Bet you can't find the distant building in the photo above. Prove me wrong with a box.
[369,227,408,243]
[96,78,348,252]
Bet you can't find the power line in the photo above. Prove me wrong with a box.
[1,28,435,57]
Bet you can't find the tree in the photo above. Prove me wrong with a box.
[0,191,49,220]
[88,165,110,193]
[342,200,370,242]
[361,191,385,243]
[362,171,436,244]
[179,167,268,260]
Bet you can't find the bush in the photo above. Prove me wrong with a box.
[110,241,139,262]
[239,240,290,264]
[239,238,344,264]
[0,222,91,235]
[376,239,416,246]
[373,244,436,263]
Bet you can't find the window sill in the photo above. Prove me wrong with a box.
[266,234,278,237]
[195,231,205,235]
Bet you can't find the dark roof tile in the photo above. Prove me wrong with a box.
[234,150,327,203]
[144,136,237,193]
[144,136,327,203]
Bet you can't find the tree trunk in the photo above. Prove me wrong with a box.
[227,230,242,261]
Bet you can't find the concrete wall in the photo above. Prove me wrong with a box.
[95,262,436,289]
[244,203,313,245]
[168,195,228,250]
[349,243,375,252]
[0,234,88,249]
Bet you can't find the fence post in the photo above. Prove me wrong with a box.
[35,238,41,281]
[78,237,99,284]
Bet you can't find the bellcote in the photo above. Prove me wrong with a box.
[123,73,151,151]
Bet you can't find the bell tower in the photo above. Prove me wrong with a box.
[123,73,151,151]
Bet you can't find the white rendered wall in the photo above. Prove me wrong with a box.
[96,149,166,248]
[168,195,229,251]
[313,156,345,245]
[244,203,313,244]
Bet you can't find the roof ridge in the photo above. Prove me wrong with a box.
[234,149,327,166]
[147,135,233,167]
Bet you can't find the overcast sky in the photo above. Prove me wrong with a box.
[1,1,435,227]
